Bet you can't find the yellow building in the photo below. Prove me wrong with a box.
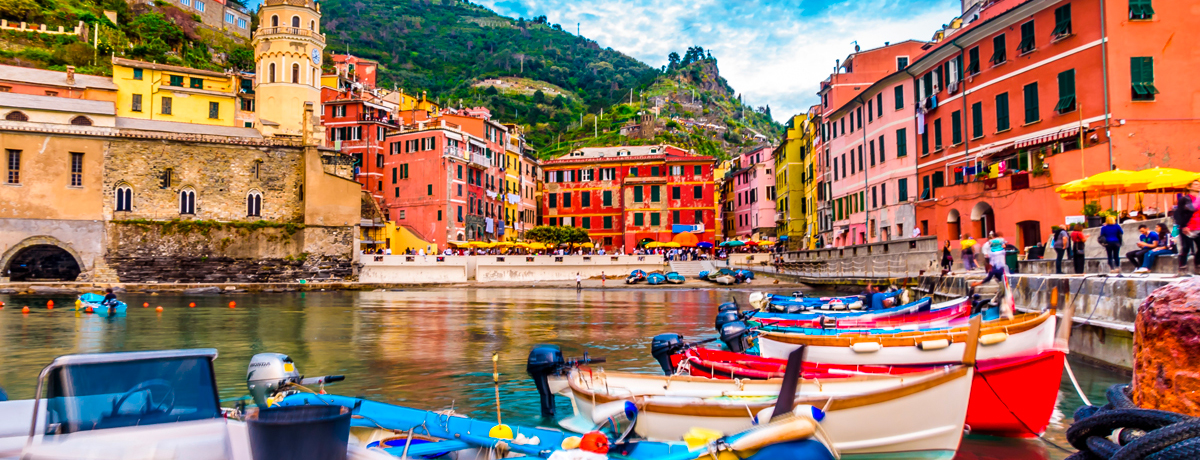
[773,113,818,250]
[254,0,326,139]
[502,130,522,242]
[800,110,822,249]
[713,159,731,240]
[111,58,238,127]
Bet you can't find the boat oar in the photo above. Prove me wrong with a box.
[488,352,514,439]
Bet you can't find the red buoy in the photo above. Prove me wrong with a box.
[85,306,93,313]
[143,302,149,308]
[189,302,196,308]
[22,306,30,313]
[156,306,164,312]
[229,301,236,308]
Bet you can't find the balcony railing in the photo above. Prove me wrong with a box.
[254,27,326,44]
[470,152,491,168]
[359,114,398,126]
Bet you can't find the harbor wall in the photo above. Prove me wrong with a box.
[358,255,469,283]
[359,254,667,283]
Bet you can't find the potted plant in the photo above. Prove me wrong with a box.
[1083,201,1102,228]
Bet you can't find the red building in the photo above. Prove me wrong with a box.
[539,145,717,252]
[909,0,1199,250]
[320,55,398,201]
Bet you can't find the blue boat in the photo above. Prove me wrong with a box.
[275,393,835,460]
[697,270,710,279]
[735,269,755,280]
[647,272,666,285]
[666,272,686,284]
[626,269,647,284]
[77,292,127,317]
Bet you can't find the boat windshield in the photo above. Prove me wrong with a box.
[42,356,221,435]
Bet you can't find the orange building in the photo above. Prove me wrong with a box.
[909,0,1198,250]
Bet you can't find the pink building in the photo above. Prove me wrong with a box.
[820,41,925,246]
[728,146,776,239]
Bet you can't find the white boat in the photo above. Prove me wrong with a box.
[563,365,973,459]
[757,310,1057,365]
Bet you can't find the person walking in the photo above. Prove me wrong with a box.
[1050,226,1069,274]
[600,271,606,288]
[1099,217,1124,273]
[1125,224,1158,269]
[941,241,954,272]
[961,235,977,270]
[1135,223,1176,274]
[1175,180,1200,276]
[576,272,582,291]
[986,231,1007,273]
[1070,224,1088,274]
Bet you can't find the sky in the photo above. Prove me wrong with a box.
[474,0,963,122]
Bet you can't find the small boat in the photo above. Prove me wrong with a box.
[705,268,737,285]
[735,269,755,281]
[752,297,973,331]
[77,292,127,317]
[754,292,866,312]
[647,272,666,285]
[697,270,710,279]
[665,272,686,284]
[669,345,1066,438]
[626,269,647,284]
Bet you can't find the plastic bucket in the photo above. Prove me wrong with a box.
[247,405,351,460]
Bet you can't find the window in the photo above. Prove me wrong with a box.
[189,77,203,89]
[867,100,873,123]
[292,16,300,27]
[693,185,702,199]
[971,102,983,139]
[694,165,702,175]
[549,194,557,208]
[226,12,235,24]
[580,216,590,229]
[271,15,278,27]
[115,185,132,212]
[951,111,962,145]
[650,213,661,226]
[1131,57,1159,101]
[562,192,572,207]
[603,190,612,207]
[247,191,262,217]
[179,189,195,214]
[933,118,943,150]
[876,93,883,118]
[869,140,876,166]
[169,75,184,87]
[1023,82,1040,124]
[582,192,591,207]
[292,63,300,83]
[162,97,173,115]
[650,185,660,202]
[633,186,643,202]
[603,215,613,229]
[921,130,929,156]
[672,186,681,200]
[1053,4,1072,38]
[181,0,190,6]
[310,20,315,31]
[1018,21,1036,54]
[427,184,433,196]
[5,111,26,121]
[898,178,908,202]
[131,94,143,112]
[582,169,594,181]
[269,63,276,83]
[991,34,1007,65]
[195,0,204,12]
[1055,69,1077,113]
[695,210,703,224]
[634,213,644,226]
[893,85,904,110]
[897,56,909,70]
[629,167,638,177]
[996,93,1011,131]
[458,206,463,222]
[5,149,18,184]
[238,18,247,29]
[1130,0,1154,20]
[651,166,660,176]
[69,152,83,187]
[967,47,980,75]
[70,116,92,126]
[208,102,220,119]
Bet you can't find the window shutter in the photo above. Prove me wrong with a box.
[1024,83,1040,124]
[1055,69,1077,113]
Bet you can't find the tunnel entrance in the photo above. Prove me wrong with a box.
[4,244,82,281]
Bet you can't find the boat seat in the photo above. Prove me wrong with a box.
[382,440,470,457]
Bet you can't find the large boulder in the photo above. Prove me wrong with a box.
[1133,277,1200,415]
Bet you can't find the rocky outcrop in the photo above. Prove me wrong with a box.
[1132,277,1200,416]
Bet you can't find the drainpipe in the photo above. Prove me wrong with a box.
[1099,0,1114,211]
[903,65,918,238]
[858,95,869,244]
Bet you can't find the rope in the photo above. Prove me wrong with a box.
[1066,384,1200,460]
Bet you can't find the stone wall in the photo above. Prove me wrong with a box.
[105,222,353,282]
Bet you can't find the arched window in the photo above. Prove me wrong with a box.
[291,16,300,28]
[70,115,92,126]
[5,111,28,121]
[246,191,262,217]
[179,189,196,215]
[269,63,276,83]
[292,63,300,83]
[115,185,133,212]
[309,20,315,31]
[271,15,278,27]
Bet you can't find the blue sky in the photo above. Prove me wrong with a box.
[475,0,962,122]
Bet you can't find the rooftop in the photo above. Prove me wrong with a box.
[0,92,116,115]
[563,145,670,159]
[112,57,230,79]
[0,64,118,91]
[115,118,263,138]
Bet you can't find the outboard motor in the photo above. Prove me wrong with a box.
[527,344,565,419]
[247,353,344,408]
[719,321,751,353]
[714,309,741,331]
[650,333,685,375]
[718,301,740,313]
[783,304,807,314]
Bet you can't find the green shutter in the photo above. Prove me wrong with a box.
[971,102,984,139]
[991,35,1007,64]
[967,47,980,74]
[933,118,942,149]
[1053,4,1072,37]
[896,128,907,157]
[650,185,660,202]
[996,93,1011,131]
[922,130,930,155]
[634,213,644,226]
[1130,0,1154,20]
[1055,69,1077,113]
[951,111,962,145]
[1024,83,1040,124]
[1132,57,1159,99]
[1018,21,1035,53]
[633,186,643,202]
[604,215,613,229]
[603,190,612,206]
[899,178,909,202]
[650,213,660,226]
[672,186,680,200]
[894,85,904,110]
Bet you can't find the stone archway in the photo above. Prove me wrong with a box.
[1,236,86,281]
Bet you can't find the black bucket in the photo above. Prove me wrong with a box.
[248,405,351,460]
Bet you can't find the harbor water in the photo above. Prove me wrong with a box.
[0,288,1129,459]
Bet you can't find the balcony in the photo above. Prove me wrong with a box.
[254,27,326,45]
[359,113,398,126]
[469,152,491,168]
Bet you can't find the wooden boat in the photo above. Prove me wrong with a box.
[672,346,1065,438]
[647,272,666,285]
[757,310,1057,366]
[563,364,973,458]
[666,271,686,284]
[278,393,835,460]
[752,297,974,330]
[753,292,866,311]
[76,292,127,317]
[626,269,647,284]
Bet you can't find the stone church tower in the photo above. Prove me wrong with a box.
[253,0,325,141]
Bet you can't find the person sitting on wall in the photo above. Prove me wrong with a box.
[1135,223,1176,274]
[1126,224,1158,269]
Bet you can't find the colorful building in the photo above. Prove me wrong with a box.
[910,0,1199,250]
[111,58,239,127]
[773,114,811,249]
[0,65,117,102]
[539,145,717,253]
[819,41,926,247]
[320,56,400,205]
[727,145,776,239]
[799,107,823,249]
[252,0,326,139]
[501,124,539,241]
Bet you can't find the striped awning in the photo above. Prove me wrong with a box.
[1015,128,1080,149]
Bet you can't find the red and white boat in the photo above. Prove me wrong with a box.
[753,297,974,330]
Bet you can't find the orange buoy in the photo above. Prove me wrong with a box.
[47,300,54,307]
[229,301,236,308]
[22,306,30,313]
[156,306,164,312]
[143,302,149,308]
[189,302,196,308]
[85,306,93,313]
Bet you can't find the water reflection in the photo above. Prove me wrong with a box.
[0,288,1129,459]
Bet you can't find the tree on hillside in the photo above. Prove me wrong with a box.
[667,52,680,70]
[524,226,590,245]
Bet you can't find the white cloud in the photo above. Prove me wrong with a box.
[476,0,961,122]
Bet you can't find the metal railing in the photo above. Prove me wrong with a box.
[254,27,326,44]
[769,236,939,280]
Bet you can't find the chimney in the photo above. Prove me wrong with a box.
[66,66,76,85]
